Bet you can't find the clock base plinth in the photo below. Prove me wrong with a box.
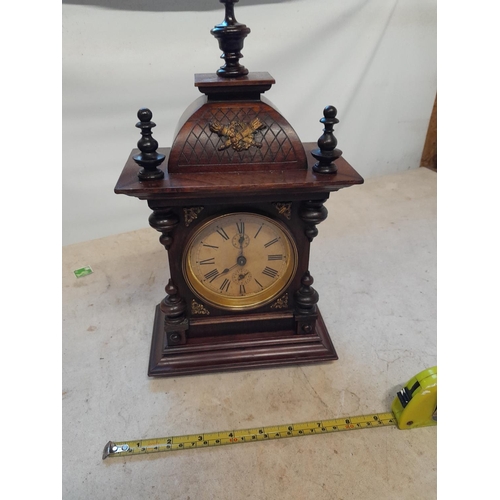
[148,305,338,377]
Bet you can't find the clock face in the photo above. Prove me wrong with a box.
[183,212,298,310]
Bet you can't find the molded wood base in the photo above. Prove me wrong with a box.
[148,305,338,377]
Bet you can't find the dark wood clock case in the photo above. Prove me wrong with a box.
[114,1,363,377]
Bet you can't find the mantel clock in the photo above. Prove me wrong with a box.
[114,0,364,377]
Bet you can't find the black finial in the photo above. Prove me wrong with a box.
[211,0,251,78]
[311,105,343,174]
[133,108,165,181]
[294,271,319,315]
[162,280,187,323]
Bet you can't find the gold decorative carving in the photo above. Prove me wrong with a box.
[270,293,288,310]
[184,207,204,227]
[191,299,210,315]
[209,118,267,151]
[273,202,292,220]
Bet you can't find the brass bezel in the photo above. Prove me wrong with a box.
[182,212,298,311]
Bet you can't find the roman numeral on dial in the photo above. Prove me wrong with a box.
[268,254,283,261]
[199,258,215,265]
[220,279,230,292]
[204,269,220,282]
[216,227,229,240]
[262,267,279,279]
[236,222,245,234]
[264,237,279,248]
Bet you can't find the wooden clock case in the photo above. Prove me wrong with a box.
[114,4,363,377]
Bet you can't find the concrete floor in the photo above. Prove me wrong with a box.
[62,167,437,499]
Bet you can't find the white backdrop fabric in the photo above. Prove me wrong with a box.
[62,0,436,245]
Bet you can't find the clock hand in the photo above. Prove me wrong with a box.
[219,262,239,276]
[238,233,246,257]
[220,254,247,276]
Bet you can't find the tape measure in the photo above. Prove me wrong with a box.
[103,366,437,460]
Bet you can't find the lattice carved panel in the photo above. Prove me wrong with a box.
[168,103,307,172]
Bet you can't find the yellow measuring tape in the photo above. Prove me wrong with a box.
[103,366,437,460]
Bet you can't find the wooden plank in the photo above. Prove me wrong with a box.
[420,95,437,171]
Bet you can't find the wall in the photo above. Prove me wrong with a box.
[62,0,436,245]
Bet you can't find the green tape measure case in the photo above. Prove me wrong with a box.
[392,366,437,430]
